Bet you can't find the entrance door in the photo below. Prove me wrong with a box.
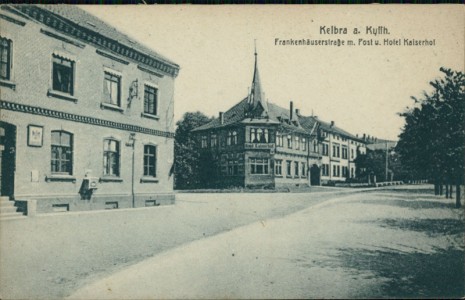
[0,122,16,198]
[310,164,320,186]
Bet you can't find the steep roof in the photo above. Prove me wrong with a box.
[246,51,268,114]
[7,5,179,71]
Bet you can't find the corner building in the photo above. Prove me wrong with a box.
[0,5,179,212]
[193,51,321,189]
[192,50,367,188]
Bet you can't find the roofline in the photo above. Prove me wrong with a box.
[4,5,180,77]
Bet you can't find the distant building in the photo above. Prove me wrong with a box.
[0,5,179,214]
[192,50,366,188]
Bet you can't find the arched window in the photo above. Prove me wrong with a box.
[232,131,237,145]
[250,128,258,143]
[262,129,269,143]
[227,131,232,146]
[103,139,120,176]
[51,131,73,174]
[257,129,263,143]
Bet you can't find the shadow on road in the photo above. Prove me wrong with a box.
[375,218,465,237]
[361,198,458,210]
[325,247,464,298]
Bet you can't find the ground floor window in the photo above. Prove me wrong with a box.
[342,166,348,178]
[294,161,299,176]
[322,164,329,176]
[301,162,306,177]
[51,130,73,174]
[250,158,269,174]
[103,139,120,176]
[286,160,292,176]
[275,160,282,176]
[143,145,157,177]
[333,165,340,177]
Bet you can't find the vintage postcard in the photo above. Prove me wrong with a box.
[0,4,463,299]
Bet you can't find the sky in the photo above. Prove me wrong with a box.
[83,5,463,141]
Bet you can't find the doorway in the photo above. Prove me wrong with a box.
[0,122,16,198]
[310,164,320,186]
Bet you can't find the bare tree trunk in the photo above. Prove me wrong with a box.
[456,184,461,208]
[449,185,453,199]
[439,182,443,196]
[445,184,449,198]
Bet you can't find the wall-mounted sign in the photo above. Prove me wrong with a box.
[28,125,43,147]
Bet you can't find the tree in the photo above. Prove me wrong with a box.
[396,68,464,208]
[174,112,213,189]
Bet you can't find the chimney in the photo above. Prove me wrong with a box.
[295,108,301,116]
[363,133,366,140]
[356,134,359,138]
[330,121,335,127]
[289,101,294,120]
[219,112,224,125]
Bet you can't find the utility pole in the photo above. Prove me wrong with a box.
[385,141,389,182]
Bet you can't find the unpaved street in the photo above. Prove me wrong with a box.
[1,186,464,299]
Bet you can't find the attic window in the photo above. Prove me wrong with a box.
[86,21,96,27]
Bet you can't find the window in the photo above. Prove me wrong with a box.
[227,131,232,146]
[322,164,329,176]
[51,131,73,174]
[144,85,158,116]
[103,139,120,176]
[232,131,238,145]
[143,145,157,177]
[287,135,292,149]
[0,37,11,80]
[250,158,269,175]
[211,134,217,147]
[301,162,306,177]
[275,160,282,176]
[286,161,292,177]
[333,144,340,158]
[250,128,268,143]
[52,55,74,95]
[342,166,348,178]
[250,128,257,143]
[302,138,306,151]
[227,159,239,176]
[103,71,121,106]
[351,167,355,178]
[322,143,329,156]
[342,147,348,159]
[313,140,318,153]
[295,136,300,150]
[333,165,340,177]
[228,131,238,145]
[294,161,299,176]
[276,132,283,147]
[201,136,208,148]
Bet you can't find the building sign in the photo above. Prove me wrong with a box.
[27,125,43,147]
[244,143,275,150]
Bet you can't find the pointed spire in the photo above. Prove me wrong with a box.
[248,40,268,115]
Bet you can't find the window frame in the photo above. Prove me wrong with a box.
[143,144,157,178]
[275,159,282,176]
[0,36,12,82]
[102,68,123,110]
[103,138,121,177]
[51,130,73,175]
[249,158,269,175]
[143,83,158,117]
